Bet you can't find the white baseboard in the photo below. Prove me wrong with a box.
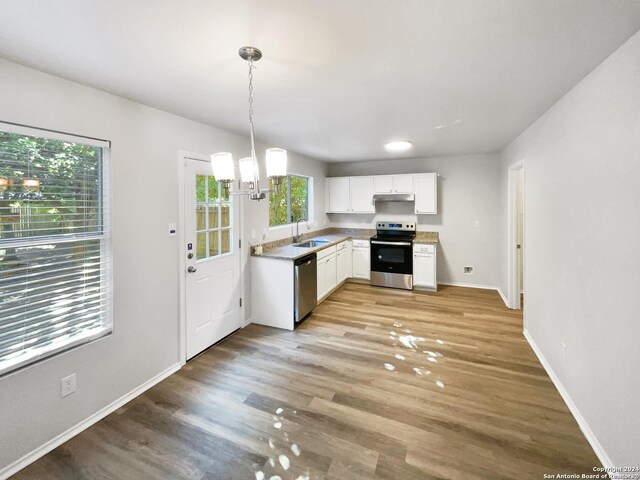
[1,363,182,479]
[497,287,509,308]
[439,281,499,290]
[523,330,612,468]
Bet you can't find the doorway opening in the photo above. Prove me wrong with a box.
[508,161,525,311]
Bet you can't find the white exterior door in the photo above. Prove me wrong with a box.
[184,157,241,360]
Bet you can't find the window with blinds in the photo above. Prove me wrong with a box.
[0,123,112,376]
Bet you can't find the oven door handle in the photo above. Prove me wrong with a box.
[370,240,413,246]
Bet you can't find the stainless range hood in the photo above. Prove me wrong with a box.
[372,193,415,202]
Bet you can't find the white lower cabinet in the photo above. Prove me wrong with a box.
[336,243,351,283]
[317,244,338,301]
[352,239,371,280]
[317,241,354,302]
[325,254,337,293]
[317,257,327,301]
[413,244,437,289]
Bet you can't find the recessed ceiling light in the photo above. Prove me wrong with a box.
[385,141,412,152]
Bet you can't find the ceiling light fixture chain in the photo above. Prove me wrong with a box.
[247,56,258,186]
[210,46,287,201]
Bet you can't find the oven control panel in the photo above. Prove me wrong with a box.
[376,222,416,232]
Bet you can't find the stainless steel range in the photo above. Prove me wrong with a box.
[370,221,416,290]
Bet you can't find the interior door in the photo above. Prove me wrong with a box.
[517,168,524,304]
[184,157,241,360]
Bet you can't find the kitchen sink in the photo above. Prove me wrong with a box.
[294,239,330,248]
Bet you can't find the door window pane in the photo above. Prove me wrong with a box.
[196,175,206,203]
[221,204,230,227]
[208,231,219,257]
[208,176,218,201]
[221,229,231,255]
[194,175,233,260]
[196,232,206,260]
[208,205,219,229]
[196,205,206,230]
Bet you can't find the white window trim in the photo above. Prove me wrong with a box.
[0,121,113,377]
[268,173,313,229]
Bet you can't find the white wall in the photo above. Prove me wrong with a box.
[328,154,502,288]
[499,30,640,465]
[0,58,328,474]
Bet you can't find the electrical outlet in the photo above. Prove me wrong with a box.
[562,343,567,363]
[464,266,474,275]
[61,373,76,398]
[250,229,256,240]
[474,220,480,228]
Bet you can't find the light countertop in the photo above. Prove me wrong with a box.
[252,229,439,261]
[252,234,352,261]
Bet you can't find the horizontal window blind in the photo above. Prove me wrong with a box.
[0,125,112,376]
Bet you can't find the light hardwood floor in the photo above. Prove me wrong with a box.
[13,284,601,479]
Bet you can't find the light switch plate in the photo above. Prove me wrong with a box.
[168,223,177,237]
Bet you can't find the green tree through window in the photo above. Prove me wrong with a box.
[269,174,310,226]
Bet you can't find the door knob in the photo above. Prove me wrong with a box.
[187,266,197,273]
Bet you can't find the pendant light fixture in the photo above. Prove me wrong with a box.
[210,46,288,201]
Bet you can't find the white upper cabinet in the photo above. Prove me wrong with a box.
[327,173,436,214]
[328,177,351,213]
[373,175,414,193]
[414,173,438,215]
[327,176,374,213]
[373,175,393,193]
[350,176,375,213]
[393,175,414,193]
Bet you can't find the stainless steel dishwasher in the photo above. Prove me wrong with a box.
[294,252,317,325]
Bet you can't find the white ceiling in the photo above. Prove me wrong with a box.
[1,1,639,162]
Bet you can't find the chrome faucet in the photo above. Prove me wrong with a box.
[294,217,306,243]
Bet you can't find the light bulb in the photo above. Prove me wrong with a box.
[265,148,287,178]
[210,152,235,181]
